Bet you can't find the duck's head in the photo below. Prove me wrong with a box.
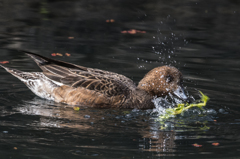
[138,66,189,102]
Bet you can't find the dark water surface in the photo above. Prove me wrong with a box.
[0,0,240,158]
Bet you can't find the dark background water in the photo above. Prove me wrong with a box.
[0,0,240,158]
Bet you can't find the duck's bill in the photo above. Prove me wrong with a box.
[173,86,191,103]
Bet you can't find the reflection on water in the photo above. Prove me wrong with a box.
[1,96,239,158]
[0,0,240,158]
[0,97,179,157]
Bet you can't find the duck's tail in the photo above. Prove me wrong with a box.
[1,64,31,81]
[0,64,59,100]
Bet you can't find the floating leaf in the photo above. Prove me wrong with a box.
[192,143,202,147]
[73,107,80,111]
[65,53,71,56]
[128,29,137,34]
[212,143,220,146]
[106,19,115,23]
[51,53,56,56]
[121,30,128,34]
[121,29,146,34]
[56,53,63,56]
[0,61,9,64]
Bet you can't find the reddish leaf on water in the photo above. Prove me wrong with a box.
[51,53,56,56]
[121,29,146,34]
[192,143,202,147]
[128,29,137,34]
[121,30,128,34]
[65,53,71,56]
[0,61,9,64]
[212,143,220,146]
[106,19,115,23]
[56,53,63,56]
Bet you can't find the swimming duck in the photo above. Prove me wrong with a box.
[0,51,189,109]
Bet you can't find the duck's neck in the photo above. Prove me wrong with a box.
[123,88,155,109]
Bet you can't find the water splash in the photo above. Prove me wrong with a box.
[151,92,213,131]
[152,97,173,116]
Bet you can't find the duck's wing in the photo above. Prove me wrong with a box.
[24,51,133,97]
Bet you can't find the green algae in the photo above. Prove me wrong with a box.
[159,91,209,119]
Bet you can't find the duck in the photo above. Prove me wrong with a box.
[0,51,189,109]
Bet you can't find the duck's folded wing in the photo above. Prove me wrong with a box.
[62,74,130,97]
[24,51,131,97]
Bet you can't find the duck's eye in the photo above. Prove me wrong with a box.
[166,75,173,83]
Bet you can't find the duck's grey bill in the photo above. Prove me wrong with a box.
[173,86,188,101]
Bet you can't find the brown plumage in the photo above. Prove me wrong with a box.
[0,51,189,109]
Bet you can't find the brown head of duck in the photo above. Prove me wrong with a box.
[138,66,188,101]
[121,66,189,109]
[0,51,189,109]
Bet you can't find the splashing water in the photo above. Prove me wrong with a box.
[152,96,174,116]
[151,92,212,131]
[153,91,209,119]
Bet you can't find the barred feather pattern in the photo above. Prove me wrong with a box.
[10,71,61,100]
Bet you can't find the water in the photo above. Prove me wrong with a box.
[0,0,240,158]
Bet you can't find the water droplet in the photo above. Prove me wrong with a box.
[84,115,90,118]
[219,108,228,114]
[132,108,139,112]
[125,114,132,118]
[207,109,217,115]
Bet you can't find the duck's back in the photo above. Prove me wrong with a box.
[25,52,139,108]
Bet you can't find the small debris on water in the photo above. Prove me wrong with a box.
[0,61,9,64]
